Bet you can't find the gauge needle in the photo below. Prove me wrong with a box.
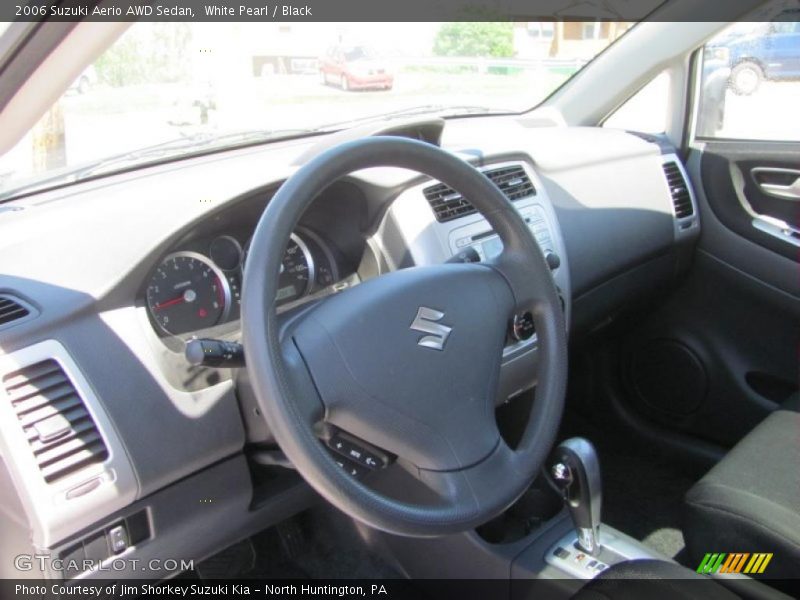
[154,289,196,310]
[153,296,185,310]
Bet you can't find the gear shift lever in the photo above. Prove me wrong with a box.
[550,438,602,556]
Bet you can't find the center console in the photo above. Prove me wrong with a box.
[378,158,571,402]
[372,435,668,597]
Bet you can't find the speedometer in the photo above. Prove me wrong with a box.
[146,252,231,335]
[276,234,315,304]
[244,233,315,306]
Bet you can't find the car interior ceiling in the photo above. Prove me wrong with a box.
[0,4,798,599]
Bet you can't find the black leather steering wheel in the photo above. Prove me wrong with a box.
[242,137,567,536]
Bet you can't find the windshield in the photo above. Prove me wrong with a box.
[0,21,631,200]
[342,46,374,62]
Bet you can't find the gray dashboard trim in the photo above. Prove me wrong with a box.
[53,456,315,581]
[0,339,137,548]
[532,133,679,297]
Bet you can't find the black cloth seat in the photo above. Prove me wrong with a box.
[781,391,799,412]
[684,408,800,580]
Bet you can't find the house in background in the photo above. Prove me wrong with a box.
[514,21,633,60]
[240,24,330,75]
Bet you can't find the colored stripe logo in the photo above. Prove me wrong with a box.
[697,553,773,574]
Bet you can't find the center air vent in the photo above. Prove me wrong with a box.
[662,161,694,219]
[423,165,536,223]
[3,360,108,484]
[0,295,30,329]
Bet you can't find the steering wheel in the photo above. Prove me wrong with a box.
[242,137,567,537]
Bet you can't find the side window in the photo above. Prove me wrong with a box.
[603,71,670,134]
[696,15,800,140]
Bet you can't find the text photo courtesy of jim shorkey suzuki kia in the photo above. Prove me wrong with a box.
[14,583,391,597]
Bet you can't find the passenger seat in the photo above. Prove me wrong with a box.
[683,398,800,580]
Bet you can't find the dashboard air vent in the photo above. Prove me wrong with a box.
[2,360,108,484]
[487,165,536,200]
[662,162,694,219]
[0,295,30,328]
[423,165,536,223]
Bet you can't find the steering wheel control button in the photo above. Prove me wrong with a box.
[328,433,386,470]
[511,312,536,342]
[329,453,367,478]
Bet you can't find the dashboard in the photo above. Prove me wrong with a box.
[0,118,699,579]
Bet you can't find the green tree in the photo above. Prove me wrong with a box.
[94,23,193,87]
[433,22,514,58]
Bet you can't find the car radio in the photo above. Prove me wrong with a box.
[449,205,560,269]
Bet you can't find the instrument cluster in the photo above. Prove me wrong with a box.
[144,227,342,338]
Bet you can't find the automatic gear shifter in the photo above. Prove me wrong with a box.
[550,438,602,555]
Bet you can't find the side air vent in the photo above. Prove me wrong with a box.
[2,360,108,484]
[662,161,694,219]
[423,165,536,223]
[0,295,30,328]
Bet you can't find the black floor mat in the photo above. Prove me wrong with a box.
[246,504,403,579]
[559,412,698,563]
[599,447,695,562]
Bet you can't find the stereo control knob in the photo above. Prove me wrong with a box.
[545,251,561,270]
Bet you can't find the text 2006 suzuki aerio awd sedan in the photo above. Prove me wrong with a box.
[0,2,797,598]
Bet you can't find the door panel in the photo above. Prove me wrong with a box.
[593,22,799,453]
[616,249,798,447]
[605,146,800,450]
[699,143,799,261]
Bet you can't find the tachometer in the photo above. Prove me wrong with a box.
[146,252,231,335]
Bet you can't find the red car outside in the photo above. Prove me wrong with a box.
[319,45,394,91]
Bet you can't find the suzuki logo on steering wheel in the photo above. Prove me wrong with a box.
[410,307,452,351]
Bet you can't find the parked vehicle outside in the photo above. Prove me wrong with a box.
[710,12,800,95]
[319,44,394,91]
